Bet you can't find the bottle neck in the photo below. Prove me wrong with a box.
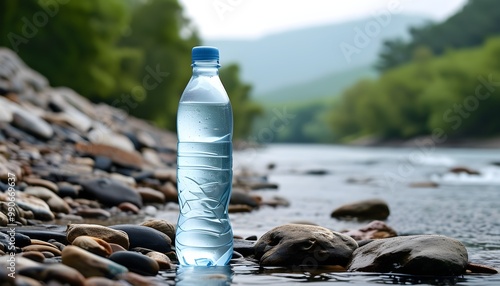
[192,60,220,76]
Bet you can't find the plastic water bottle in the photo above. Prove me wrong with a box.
[175,46,233,266]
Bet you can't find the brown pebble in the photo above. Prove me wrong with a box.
[449,166,480,175]
[116,272,158,286]
[84,277,122,286]
[158,181,178,202]
[30,239,59,249]
[76,208,111,219]
[66,224,130,249]
[13,275,42,286]
[109,243,126,253]
[75,142,144,169]
[409,181,439,188]
[466,262,498,274]
[140,219,176,242]
[23,245,62,256]
[41,251,55,258]
[136,187,166,204]
[118,202,140,214]
[228,204,253,213]
[24,177,59,193]
[153,168,176,182]
[72,236,113,257]
[20,251,45,263]
[145,251,173,270]
[62,245,128,278]
[74,198,101,208]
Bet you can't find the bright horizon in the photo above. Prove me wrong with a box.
[179,0,468,40]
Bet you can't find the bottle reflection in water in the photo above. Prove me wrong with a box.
[176,266,233,286]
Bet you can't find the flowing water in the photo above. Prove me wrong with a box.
[158,144,500,285]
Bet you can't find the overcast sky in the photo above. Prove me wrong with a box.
[179,0,468,40]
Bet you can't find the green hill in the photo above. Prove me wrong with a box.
[255,65,376,104]
[207,14,428,95]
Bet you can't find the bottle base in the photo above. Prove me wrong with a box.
[176,245,233,266]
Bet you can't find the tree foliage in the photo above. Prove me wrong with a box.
[0,0,259,137]
[330,37,500,142]
[377,0,500,71]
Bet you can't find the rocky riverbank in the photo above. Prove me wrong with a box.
[0,47,498,284]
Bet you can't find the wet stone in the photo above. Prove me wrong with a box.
[230,189,260,208]
[140,219,176,243]
[80,178,143,208]
[347,235,469,276]
[117,202,140,214]
[72,235,113,257]
[16,193,55,221]
[331,198,390,221]
[24,177,59,193]
[57,183,79,198]
[109,251,159,276]
[75,143,143,170]
[76,208,112,219]
[62,245,128,279]
[136,187,166,204]
[254,224,358,267]
[23,186,71,214]
[145,251,173,270]
[66,224,130,249]
[341,220,397,241]
[109,224,171,253]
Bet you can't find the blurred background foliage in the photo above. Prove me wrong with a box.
[331,0,500,142]
[0,0,261,137]
[1,0,499,143]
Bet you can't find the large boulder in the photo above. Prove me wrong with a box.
[254,224,358,267]
[347,235,468,276]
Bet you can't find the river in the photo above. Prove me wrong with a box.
[159,144,500,285]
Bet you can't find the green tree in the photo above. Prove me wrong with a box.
[119,0,199,131]
[0,0,141,100]
[377,0,500,71]
[331,37,500,141]
[219,64,261,138]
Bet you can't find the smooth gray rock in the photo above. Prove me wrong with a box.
[254,224,358,267]
[80,178,143,208]
[331,199,390,220]
[347,235,468,276]
[109,251,159,276]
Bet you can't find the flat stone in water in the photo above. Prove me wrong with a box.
[80,178,143,208]
[331,198,390,221]
[347,235,468,276]
[254,224,358,267]
[109,224,171,253]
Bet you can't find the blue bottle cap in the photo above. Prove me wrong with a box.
[192,46,219,61]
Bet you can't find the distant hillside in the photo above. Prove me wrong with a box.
[255,65,376,104]
[207,14,428,96]
[377,0,500,71]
